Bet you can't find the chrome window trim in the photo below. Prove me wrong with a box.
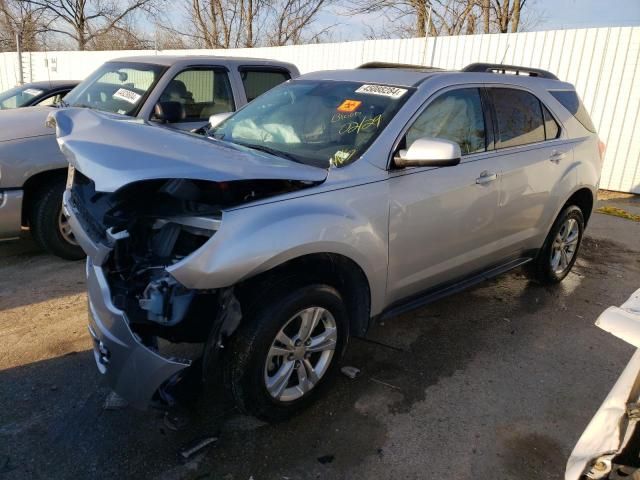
[485,84,566,150]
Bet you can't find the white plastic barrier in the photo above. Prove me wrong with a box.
[1,26,638,193]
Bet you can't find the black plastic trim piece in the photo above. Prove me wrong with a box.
[462,63,559,80]
[379,256,534,321]
[358,62,443,72]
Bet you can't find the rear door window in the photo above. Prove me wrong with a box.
[549,90,596,133]
[240,69,291,102]
[406,87,486,155]
[489,88,545,149]
[159,68,235,122]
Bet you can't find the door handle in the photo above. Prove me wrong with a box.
[476,171,497,185]
[549,150,566,164]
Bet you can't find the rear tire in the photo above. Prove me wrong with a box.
[224,284,349,422]
[29,178,84,260]
[527,205,584,284]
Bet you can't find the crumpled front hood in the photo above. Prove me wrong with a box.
[49,108,328,192]
[0,106,54,142]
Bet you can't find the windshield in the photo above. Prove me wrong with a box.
[0,85,44,109]
[63,62,166,116]
[210,80,413,168]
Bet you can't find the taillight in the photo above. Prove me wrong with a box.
[598,139,606,161]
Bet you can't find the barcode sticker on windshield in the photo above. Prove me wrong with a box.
[23,88,43,97]
[355,84,407,99]
[113,88,141,104]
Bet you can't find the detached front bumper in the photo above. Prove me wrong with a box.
[87,259,191,409]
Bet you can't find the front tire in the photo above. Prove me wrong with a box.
[527,205,584,284]
[225,284,349,422]
[29,178,84,260]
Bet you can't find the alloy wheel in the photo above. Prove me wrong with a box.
[58,210,78,246]
[264,306,337,402]
[550,217,580,275]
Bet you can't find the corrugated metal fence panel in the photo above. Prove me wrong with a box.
[0,27,638,193]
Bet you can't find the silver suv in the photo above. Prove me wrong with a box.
[53,62,603,421]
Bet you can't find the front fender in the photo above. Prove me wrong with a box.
[0,134,65,188]
[168,182,390,315]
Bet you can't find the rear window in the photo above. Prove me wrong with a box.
[549,90,596,133]
[240,69,291,102]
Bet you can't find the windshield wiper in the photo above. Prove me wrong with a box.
[235,142,301,164]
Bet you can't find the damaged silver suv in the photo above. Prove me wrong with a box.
[51,63,603,421]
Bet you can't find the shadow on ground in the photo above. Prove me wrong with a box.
[0,237,85,311]
[1,216,639,479]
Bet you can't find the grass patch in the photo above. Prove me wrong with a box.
[596,206,640,222]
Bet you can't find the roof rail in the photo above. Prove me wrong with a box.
[462,62,559,80]
[358,62,442,72]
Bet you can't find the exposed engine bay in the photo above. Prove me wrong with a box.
[70,169,316,351]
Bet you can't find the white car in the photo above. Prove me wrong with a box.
[567,288,640,479]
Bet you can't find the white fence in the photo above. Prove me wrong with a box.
[1,26,639,194]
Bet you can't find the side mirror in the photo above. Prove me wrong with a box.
[208,112,233,129]
[152,101,184,123]
[394,137,461,168]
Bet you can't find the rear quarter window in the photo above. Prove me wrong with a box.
[549,90,596,133]
[542,105,560,140]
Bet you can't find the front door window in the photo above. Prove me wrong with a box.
[159,68,235,123]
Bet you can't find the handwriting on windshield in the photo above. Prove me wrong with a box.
[332,111,361,123]
[338,114,382,135]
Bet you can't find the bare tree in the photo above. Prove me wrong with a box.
[345,0,533,38]
[268,0,331,46]
[491,0,526,33]
[0,0,49,51]
[481,0,489,33]
[187,0,332,48]
[23,0,161,50]
[347,0,432,38]
[189,0,266,48]
[153,22,190,49]
[89,17,150,49]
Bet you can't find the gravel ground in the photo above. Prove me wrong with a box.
[0,210,639,480]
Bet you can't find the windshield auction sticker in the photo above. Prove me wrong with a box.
[113,88,142,104]
[337,99,362,112]
[355,84,407,99]
[23,88,43,97]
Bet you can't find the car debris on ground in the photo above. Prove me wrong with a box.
[341,366,361,379]
[178,436,218,463]
[103,391,129,411]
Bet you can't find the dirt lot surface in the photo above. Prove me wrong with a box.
[1,210,639,480]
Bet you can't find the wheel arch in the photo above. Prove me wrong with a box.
[235,252,372,337]
[563,187,595,225]
[20,168,67,226]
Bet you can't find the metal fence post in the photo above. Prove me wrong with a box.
[15,31,23,85]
